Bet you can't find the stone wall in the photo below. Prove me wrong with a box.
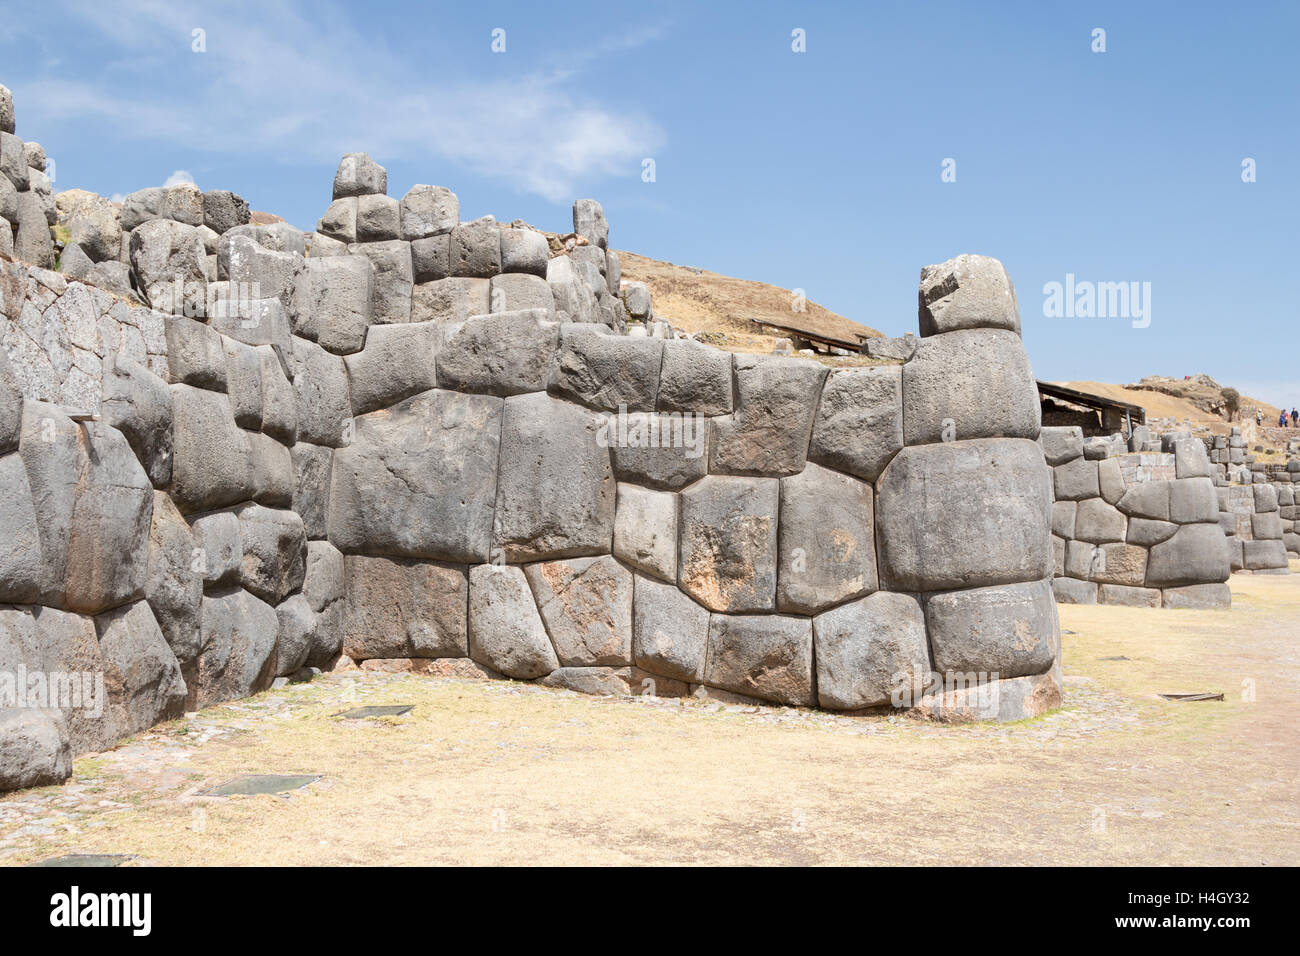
[0,82,1062,792]
[1044,427,1234,608]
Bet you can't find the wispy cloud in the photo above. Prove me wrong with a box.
[163,169,195,188]
[26,0,666,202]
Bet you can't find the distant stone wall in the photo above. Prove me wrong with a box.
[0,81,1062,792]
[1044,427,1233,608]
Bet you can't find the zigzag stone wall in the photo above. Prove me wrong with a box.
[0,83,1062,792]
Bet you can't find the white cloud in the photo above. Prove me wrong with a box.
[163,169,195,188]
[30,0,666,202]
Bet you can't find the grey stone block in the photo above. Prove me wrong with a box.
[317,197,357,244]
[167,384,254,513]
[500,226,549,276]
[1051,500,1077,539]
[223,338,263,429]
[435,309,557,396]
[285,336,352,448]
[525,555,632,667]
[202,190,250,235]
[1039,426,1084,466]
[143,490,202,664]
[450,220,501,278]
[412,276,490,324]
[236,504,306,604]
[1074,497,1127,543]
[1098,584,1162,608]
[95,600,187,736]
[612,483,677,582]
[342,555,468,660]
[573,199,609,249]
[99,356,173,488]
[546,255,599,324]
[1169,477,1219,524]
[925,578,1056,679]
[333,152,387,199]
[0,452,42,604]
[493,392,614,562]
[489,272,555,318]
[344,320,441,414]
[0,709,71,791]
[1160,583,1231,610]
[548,324,662,411]
[274,592,317,677]
[190,509,242,589]
[657,339,733,416]
[813,591,928,710]
[258,346,297,444]
[679,475,779,612]
[876,439,1053,592]
[901,329,1039,445]
[290,442,333,540]
[291,255,374,354]
[918,254,1020,336]
[329,389,502,563]
[1052,577,1098,604]
[196,588,278,706]
[410,234,450,283]
[703,613,814,707]
[355,194,400,242]
[1146,524,1231,586]
[608,412,709,489]
[1054,456,1100,501]
[1127,517,1178,546]
[1242,538,1288,571]
[777,463,877,614]
[347,240,412,325]
[808,364,902,482]
[710,355,826,476]
[399,184,458,240]
[632,573,709,683]
[218,233,300,312]
[468,564,557,679]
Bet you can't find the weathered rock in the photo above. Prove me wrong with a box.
[236,504,306,604]
[537,667,633,696]
[342,555,468,660]
[607,412,709,489]
[290,442,333,539]
[400,184,458,240]
[489,272,555,318]
[1098,584,1162,608]
[196,588,279,706]
[63,191,122,263]
[778,463,877,614]
[1098,457,1126,504]
[813,591,928,710]
[257,346,297,444]
[546,255,598,324]
[631,573,710,683]
[142,491,202,664]
[925,578,1056,680]
[189,509,242,588]
[202,190,250,235]
[901,329,1039,445]
[1039,426,1084,466]
[1051,577,1098,604]
[167,384,254,513]
[120,187,165,230]
[435,309,557,396]
[493,392,614,561]
[1054,456,1101,501]
[449,220,501,278]
[876,439,1053,592]
[410,234,450,283]
[808,365,903,482]
[573,199,609,249]
[317,198,357,244]
[524,555,632,666]
[164,314,227,391]
[1161,583,1231,610]
[1242,538,1288,571]
[286,336,351,448]
[0,709,71,791]
[1073,497,1127,543]
[164,182,204,226]
[656,339,732,416]
[223,337,263,428]
[219,233,302,312]
[1169,477,1219,524]
[346,240,412,325]
[345,320,441,414]
[1051,500,1076,539]
[0,350,19,455]
[333,152,387,199]
[274,593,317,676]
[703,613,814,707]
[329,389,501,562]
[95,600,187,736]
[291,255,374,354]
[1065,540,1148,586]
[14,190,53,268]
[548,324,662,411]
[0,452,42,604]
[499,226,549,276]
[412,276,490,324]
[1145,524,1230,586]
[622,281,651,319]
[710,355,826,476]
[0,131,28,190]
[98,356,173,487]
[130,219,207,313]
[918,254,1020,336]
[678,475,779,612]
[468,564,558,678]
[208,295,292,358]
[612,483,677,582]
[0,84,12,135]
[1253,484,1279,513]
[355,194,400,243]
[1173,438,1211,479]
[1126,517,1178,546]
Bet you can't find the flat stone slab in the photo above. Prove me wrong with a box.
[29,853,136,867]
[199,773,321,796]
[334,705,413,719]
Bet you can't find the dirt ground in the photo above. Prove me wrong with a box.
[2,565,1297,867]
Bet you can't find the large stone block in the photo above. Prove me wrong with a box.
[286,336,351,448]
[100,356,173,488]
[925,578,1057,680]
[632,573,709,683]
[607,411,708,489]
[703,613,814,707]
[1052,576,1098,604]
[813,591,928,711]
[258,346,297,444]
[435,310,557,396]
[290,442,333,540]
[449,220,502,278]
[202,190,250,235]
[493,392,614,562]
[167,384,254,513]
[918,254,1020,336]
[901,329,1039,445]
[341,555,468,660]
[808,364,903,482]
[236,504,306,605]
[489,272,554,319]
[499,226,549,276]
[777,463,877,614]
[410,234,450,283]
[0,709,71,791]
[291,255,374,354]
[1073,497,1127,543]
[1145,524,1230,586]
[678,475,778,612]
[400,184,458,240]
[524,555,632,667]
[875,439,1053,592]
[329,389,502,563]
[1065,540,1148,587]
[190,509,242,589]
[218,233,300,312]
[1161,583,1231,610]
[347,240,412,325]
[1242,538,1288,571]
[1054,456,1100,501]
[612,483,677,582]
[344,320,441,414]
[412,276,490,324]
[1039,426,1084,466]
[0,348,20,456]
[468,564,558,679]
[709,355,826,476]
[164,314,228,391]
[333,152,387,199]
[573,199,609,249]
[317,197,357,244]
[657,339,733,416]
[144,491,202,664]
[0,452,43,603]
[547,254,599,324]
[355,194,400,243]
[95,600,187,737]
[1098,584,1162,608]
[548,324,662,411]
[274,593,317,676]
[223,338,263,429]
[196,588,278,706]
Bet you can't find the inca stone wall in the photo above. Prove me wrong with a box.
[0,84,1062,792]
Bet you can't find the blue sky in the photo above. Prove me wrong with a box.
[4,0,1297,408]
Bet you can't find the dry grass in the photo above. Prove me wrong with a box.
[2,566,1298,866]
